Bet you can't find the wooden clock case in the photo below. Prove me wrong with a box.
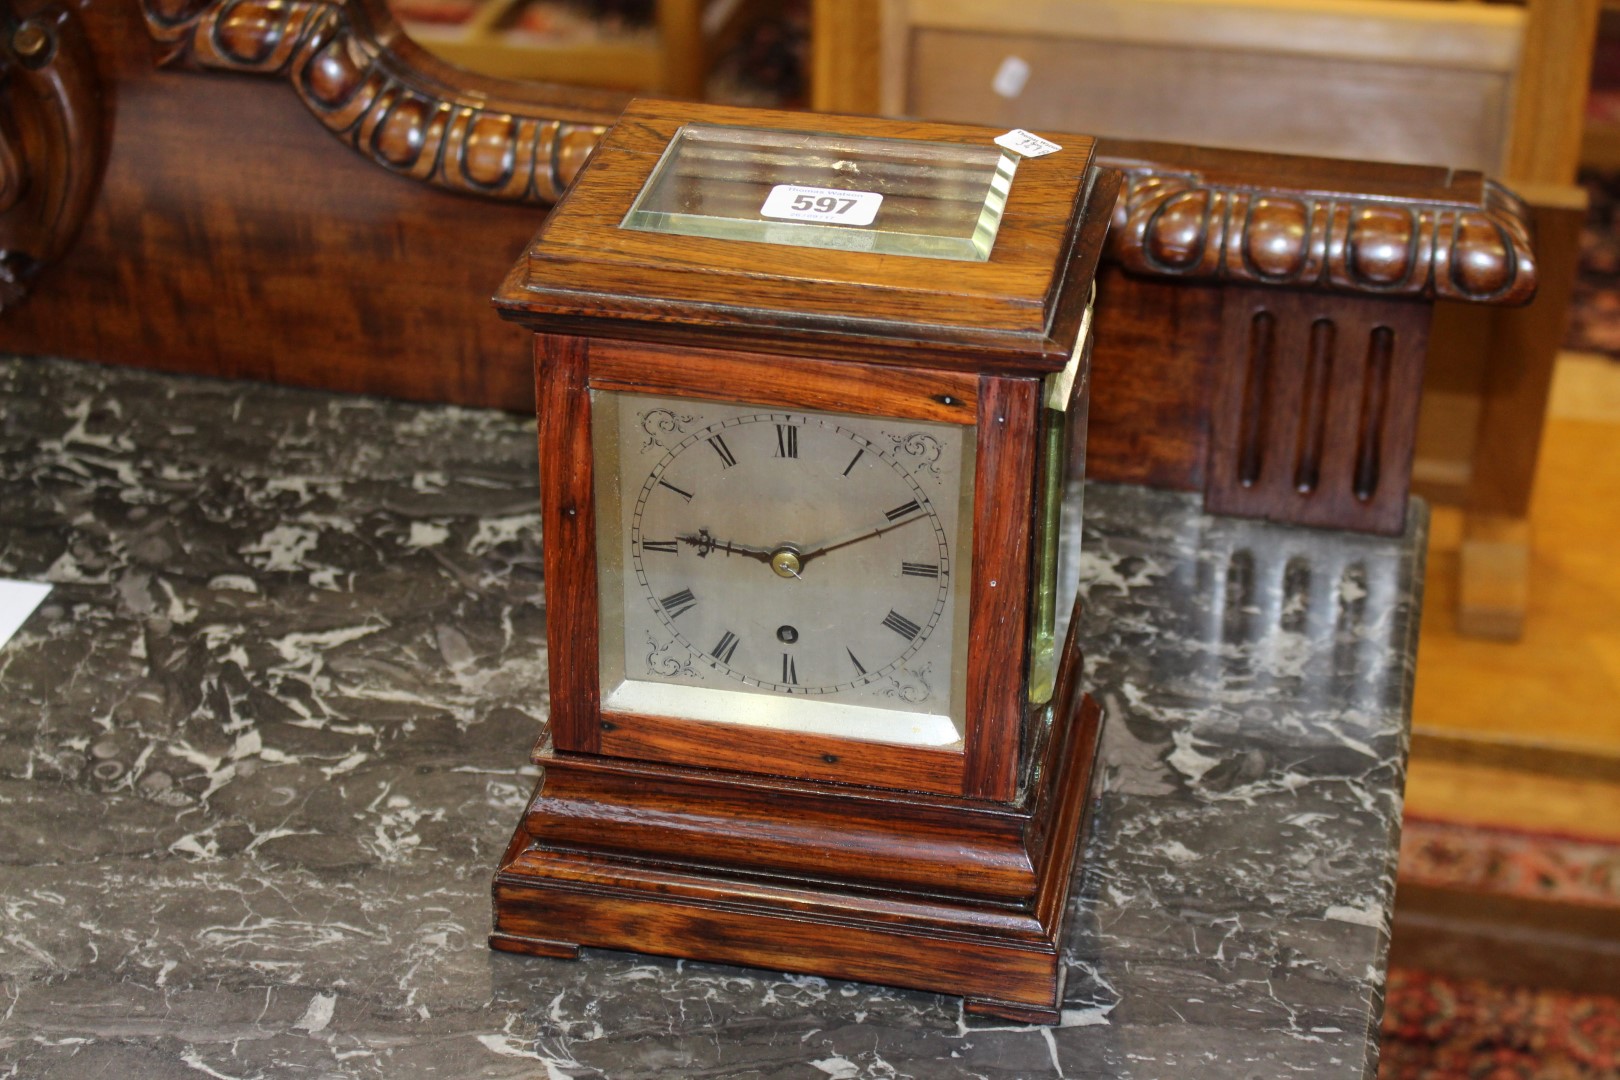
[489,100,1118,1023]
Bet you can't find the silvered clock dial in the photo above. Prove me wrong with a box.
[591,391,975,748]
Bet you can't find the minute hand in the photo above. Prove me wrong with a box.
[798,511,926,568]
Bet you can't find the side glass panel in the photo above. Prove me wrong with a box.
[1029,314,1093,704]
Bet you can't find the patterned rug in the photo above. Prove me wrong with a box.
[1380,971,1620,1080]
[1381,969,1620,1080]
[1379,818,1620,1078]
[1568,169,1620,359]
[1398,817,1620,907]
[1574,17,1620,359]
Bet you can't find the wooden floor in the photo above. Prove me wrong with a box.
[1405,352,1620,838]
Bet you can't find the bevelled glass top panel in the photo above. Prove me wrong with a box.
[621,124,1018,262]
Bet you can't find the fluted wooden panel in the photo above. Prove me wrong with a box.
[1204,289,1430,534]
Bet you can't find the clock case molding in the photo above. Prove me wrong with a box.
[488,100,1117,1022]
[493,338,1104,1023]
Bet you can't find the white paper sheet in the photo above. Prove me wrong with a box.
[0,579,52,651]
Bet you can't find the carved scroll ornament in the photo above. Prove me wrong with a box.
[141,0,621,203]
[1,1,107,312]
[1103,162,1537,306]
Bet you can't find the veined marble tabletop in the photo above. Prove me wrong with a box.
[0,356,1423,1079]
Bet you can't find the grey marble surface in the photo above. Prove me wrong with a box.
[0,356,1424,1079]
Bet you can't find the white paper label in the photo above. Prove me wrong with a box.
[759,184,882,226]
[994,129,1063,159]
[1046,294,1094,412]
[0,579,51,651]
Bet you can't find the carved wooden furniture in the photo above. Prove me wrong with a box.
[0,0,107,314]
[143,0,616,203]
[1439,186,1585,638]
[487,99,1114,1022]
[1092,142,1535,536]
[808,0,1593,631]
[0,0,1538,544]
[0,0,614,402]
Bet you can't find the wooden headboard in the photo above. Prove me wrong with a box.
[0,0,1535,535]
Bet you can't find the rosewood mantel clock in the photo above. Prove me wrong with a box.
[489,99,1117,1023]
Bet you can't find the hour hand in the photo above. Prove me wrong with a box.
[677,528,774,563]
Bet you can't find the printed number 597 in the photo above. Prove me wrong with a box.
[791,195,857,214]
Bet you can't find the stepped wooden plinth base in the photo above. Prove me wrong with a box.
[490,693,1103,1024]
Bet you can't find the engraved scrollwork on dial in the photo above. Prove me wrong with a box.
[883,432,944,480]
[644,632,698,680]
[880,662,932,705]
[637,407,698,453]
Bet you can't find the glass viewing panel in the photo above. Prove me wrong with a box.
[621,124,1019,262]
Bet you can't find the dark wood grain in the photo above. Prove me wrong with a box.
[588,339,980,425]
[493,855,1063,1013]
[0,1,550,402]
[1010,695,1102,1009]
[488,933,580,960]
[545,334,1051,799]
[143,0,617,203]
[495,98,1107,375]
[1463,194,1585,519]
[1046,166,1122,374]
[962,374,1040,802]
[0,0,108,312]
[534,333,600,753]
[489,616,1104,1019]
[1022,592,1090,895]
[492,690,1105,1023]
[0,10,1538,471]
[523,749,1022,899]
[1084,269,1223,492]
[598,709,967,795]
[1104,142,1538,306]
[1204,290,1430,534]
